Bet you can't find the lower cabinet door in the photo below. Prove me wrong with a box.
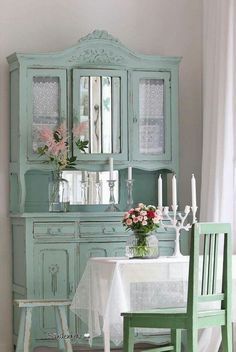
[33,243,77,340]
[79,241,126,278]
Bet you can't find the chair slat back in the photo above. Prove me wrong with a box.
[187,223,232,316]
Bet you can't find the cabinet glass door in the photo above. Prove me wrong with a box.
[73,69,127,161]
[131,71,171,161]
[27,69,67,160]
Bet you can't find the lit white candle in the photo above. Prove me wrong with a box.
[158,174,163,208]
[172,174,177,207]
[191,174,197,208]
[109,157,113,180]
[128,166,132,180]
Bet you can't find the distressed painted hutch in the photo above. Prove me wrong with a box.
[8,30,181,348]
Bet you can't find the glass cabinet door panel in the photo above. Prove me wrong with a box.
[139,79,165,154]
[132,71,171,161]
[73,69,127,161]
[27,69,67,160]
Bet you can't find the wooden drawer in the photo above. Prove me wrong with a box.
[33,222,76,238]
[79,222,125,238]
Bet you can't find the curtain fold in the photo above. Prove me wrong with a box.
[201,0,236,252]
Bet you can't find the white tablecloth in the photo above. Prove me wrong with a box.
[70,256,236,351]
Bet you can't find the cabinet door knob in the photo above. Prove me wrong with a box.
[133,114,138,123]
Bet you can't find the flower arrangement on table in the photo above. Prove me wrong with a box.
[122,203,162,258]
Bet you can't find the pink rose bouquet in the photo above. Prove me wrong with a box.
[122,203,162,234]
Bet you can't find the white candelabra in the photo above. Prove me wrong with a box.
[160,205,198,257]
[158,174,198,257]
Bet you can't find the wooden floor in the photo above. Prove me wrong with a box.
[34,343,159,351]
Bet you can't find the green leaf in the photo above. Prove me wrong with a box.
[75,139,89,153]
[68,156,77,163]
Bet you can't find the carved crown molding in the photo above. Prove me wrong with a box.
[78,30,121,44]
[69,48,124,65]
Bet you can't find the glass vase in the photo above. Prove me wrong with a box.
[125,231,159,259]
[48,171,70,212]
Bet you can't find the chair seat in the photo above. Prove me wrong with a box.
[121,307,186,317]
[122,307,226,330]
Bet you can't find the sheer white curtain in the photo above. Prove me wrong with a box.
[201,0,235,244]
[200,0,236,350]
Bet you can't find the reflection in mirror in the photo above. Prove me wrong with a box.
[75,76,121,154]
[63,170,119,205]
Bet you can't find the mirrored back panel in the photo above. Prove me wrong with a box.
[63,170,119,205]
[74,74,121,154]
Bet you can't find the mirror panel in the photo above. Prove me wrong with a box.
[63,170,119,205]
[75,75,121,154]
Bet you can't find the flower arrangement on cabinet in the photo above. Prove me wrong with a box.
[36,124,88,171]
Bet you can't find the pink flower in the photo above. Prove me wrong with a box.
[126,218,133,226]
[135,207,141,212]
[142,220,148,226]
[39,126,54,144]
[138,203,144,208]
[140,210,147,216]
[124,212,130,219]
[133,217,139,223]
[128,208,134,214]
[138,215,143,221]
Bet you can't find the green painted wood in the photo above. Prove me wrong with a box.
[202,234,210,295]
[33,243,76,340]
[213,233,219,293]
[122,222,233,352]
[170,329,181,352]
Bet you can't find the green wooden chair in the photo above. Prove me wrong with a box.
[121,222,232,352]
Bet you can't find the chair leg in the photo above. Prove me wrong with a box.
[171,329,181,352]
[55,307,67,351]
[221,322,233,352]
[187,328,198,352]
[57,306,73,352]
[23,307,32,352]
[16,308,26,352]
[123,317,135,352]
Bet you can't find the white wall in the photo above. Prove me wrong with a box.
[0,0,202,350]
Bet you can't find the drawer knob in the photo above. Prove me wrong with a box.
[103,227,115,233]
[47,228,62,235]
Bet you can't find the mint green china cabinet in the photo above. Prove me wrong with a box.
[8,30,181,348]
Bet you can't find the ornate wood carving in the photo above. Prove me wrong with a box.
[78,30,121,44]
[69,48,124,65]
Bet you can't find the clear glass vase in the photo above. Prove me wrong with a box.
[125,231,159,259]
[48,171,70,212]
